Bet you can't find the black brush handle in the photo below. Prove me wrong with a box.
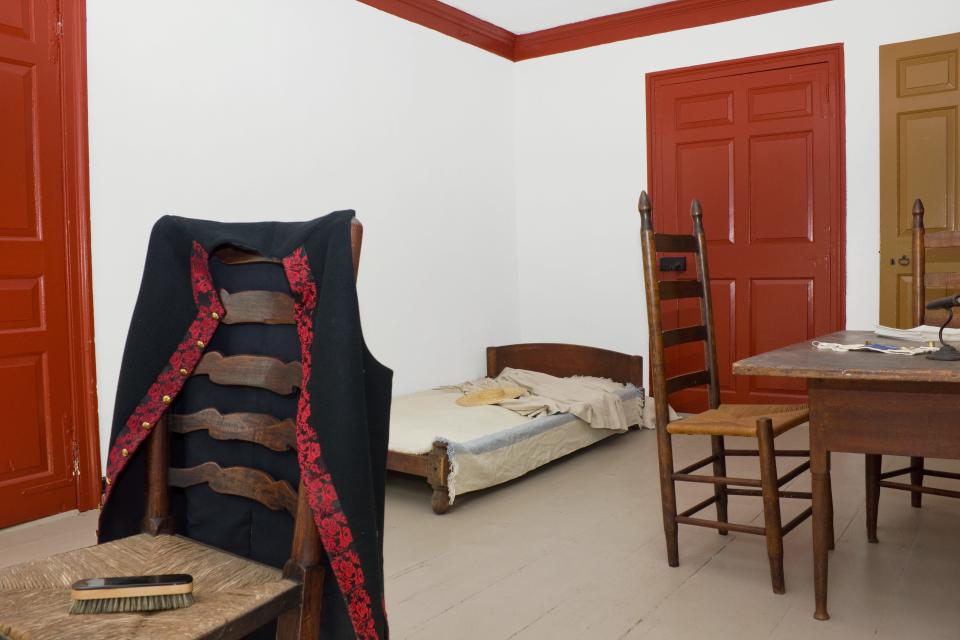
[71,574,193,591]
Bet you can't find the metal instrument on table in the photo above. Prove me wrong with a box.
[925,294,960,361]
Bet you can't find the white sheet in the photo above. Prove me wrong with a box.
[444,410,619,502]
[389,388,529,455]
[456,367,638,431]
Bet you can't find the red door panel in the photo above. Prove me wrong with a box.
[650,51,843,411]
[747,278,813,394]
[0,0,81,527]
[710,279,737,394]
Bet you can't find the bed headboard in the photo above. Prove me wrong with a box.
[486,343,644,389]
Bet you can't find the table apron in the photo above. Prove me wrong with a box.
[809,379,960,459]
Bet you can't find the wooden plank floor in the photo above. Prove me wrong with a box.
[3,426,960,639]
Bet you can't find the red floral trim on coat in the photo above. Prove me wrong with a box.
[102,242,223,505]
[283,247,379,640]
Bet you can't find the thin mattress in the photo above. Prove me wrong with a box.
[389,385,646,504]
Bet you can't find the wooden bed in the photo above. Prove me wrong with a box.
[386,343,644,514]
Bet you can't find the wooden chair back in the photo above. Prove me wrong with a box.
[140,219,363,638]
[638,191,720,430]
[912,198,960,328]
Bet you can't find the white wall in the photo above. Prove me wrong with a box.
[87,0,517,462]
[88,0,960,464]
[514,0,960,384]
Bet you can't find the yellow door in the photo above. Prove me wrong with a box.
[880,32,960,327]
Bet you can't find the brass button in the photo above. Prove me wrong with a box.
[121,448,129,457]
[211,312,220,320]
[105,477,111,485]
[179,368,189,376]
[162,395,172,404]
[196,340,205,349]
[141,421,152,429]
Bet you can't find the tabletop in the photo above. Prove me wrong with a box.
[732,330,960,383]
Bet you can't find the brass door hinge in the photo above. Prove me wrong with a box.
[69,418,81,479]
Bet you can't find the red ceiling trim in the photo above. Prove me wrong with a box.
[358,0,831,62]
[357,0,516,60]
[514,0,831,60]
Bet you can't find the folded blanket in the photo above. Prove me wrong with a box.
[452,367,640,431]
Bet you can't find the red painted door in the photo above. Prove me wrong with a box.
[0,0,82,527]
[649,48,844,411]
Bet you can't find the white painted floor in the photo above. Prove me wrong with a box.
[3,425,960,639]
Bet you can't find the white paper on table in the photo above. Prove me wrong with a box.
[813,340,937,355]
[874,324,960,344]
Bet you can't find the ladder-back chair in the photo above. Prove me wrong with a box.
[866,199,960,540]
[0,220,364,640]
[638,192,816,594]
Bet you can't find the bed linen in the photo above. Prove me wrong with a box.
[456,367,638,431]
[389,384,648,504]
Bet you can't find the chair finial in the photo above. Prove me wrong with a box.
[638,191,652,229]
[638,191,651,215]
[913,198,925,229]
[691,199,703,219]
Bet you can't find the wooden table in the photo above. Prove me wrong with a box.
[733,330,960,620]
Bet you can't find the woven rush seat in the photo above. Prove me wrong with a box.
[668,403,809,437]
[0,534,298,640]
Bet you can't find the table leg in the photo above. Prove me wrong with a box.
[826,451,834,550]
[865,454,882,543]
[810,417,830,620]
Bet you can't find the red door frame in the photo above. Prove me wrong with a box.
[645,43,847,376]
[60,0,101,512]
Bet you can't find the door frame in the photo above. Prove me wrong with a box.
[645,43,847,341]
[60,0,101,512]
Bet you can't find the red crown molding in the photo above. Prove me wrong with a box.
[358,0,831,62]
[514,0,831,61]
[357,0,516,60]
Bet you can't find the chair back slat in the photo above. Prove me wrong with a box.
[925,308,960,328]
[925,230,960,249]
[925,272,960,288]
[666,370,712,394]
[654,233,700,253]
[169,462,298,516]
[639,191,721,427]
[194,352,302,395]
[662,325,708,348]
[214,246,283,265]
[659,279,704,300]
[168,408,296,452]
[220,289,295,325]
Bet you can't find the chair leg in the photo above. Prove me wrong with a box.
[711,435,729,535]
[865,454,882,543]
[910,456,924,508]
[757,418,785,594]
[276,567,324,639]
[656,429,680,567]
[278,482,324,639]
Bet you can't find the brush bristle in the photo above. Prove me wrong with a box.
[69,593,194,615]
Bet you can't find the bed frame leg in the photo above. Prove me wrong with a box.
[431,485,451,514]
[428,441,451,515]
